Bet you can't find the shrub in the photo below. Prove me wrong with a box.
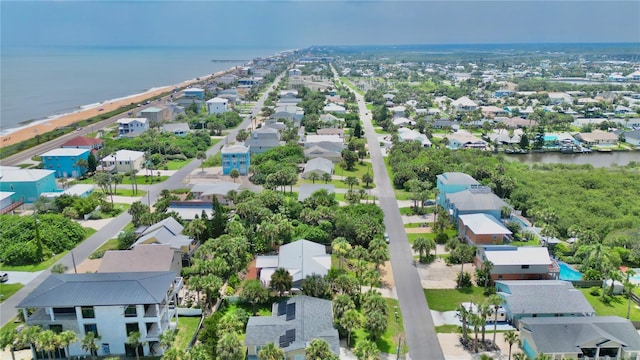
[589,287,601,296]
[456,272,473,288]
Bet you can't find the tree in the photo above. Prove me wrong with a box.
[112,173,123,195]
[368,238,389,270]
[36,329,57,360]
[58,330,77,360]
[332,237,352,270]
[184,218,207,243]
[308,172,320,184]
[364,309,387,341]
[257,342,284,360]
[513,353,527,360]
[353,339,380,360]
[322,173,332,184]
[625,268,637,319]
[301,274,330,299]
[270,268,293,296]
[469,313,484,353]
[340,309,362,347]
[117,228,137,250]
[75,158,89,177]
[197,151,207,173]
[305,339,337,360]
[413,237,435,262]
[87,153,98,173]
[344,176,359,190]
[229,169,240,183]
[332,294,356,319]
[128,201,150,227]
[478,301,492,345]
[236,129,249,142]
[0,330,17,360]
[353,122,362,138]
[361,173,373,188]
[488,294,502,346]
[216,332,243,360]
[456,304,470,344]
[127,331,146,360]
[93,171,112,196]
[341,149,358,171]
[504,331,520,360]
[241,280,268,315]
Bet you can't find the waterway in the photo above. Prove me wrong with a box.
[507,151,639,167]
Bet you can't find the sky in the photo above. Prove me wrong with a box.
[1,1,639,48]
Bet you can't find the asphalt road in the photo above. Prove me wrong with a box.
[0,73,285,327]
[350,91,445,357]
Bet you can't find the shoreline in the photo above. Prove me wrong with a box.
[0,67,238,149]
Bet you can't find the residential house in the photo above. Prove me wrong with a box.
[279,89,298,98]
[476,246,558,281]
[451,97,478,112]
[99,150,145,173]
[447,131,488,150]
[40,148,90,178]
[397,128,431,147]
[322,103,346,114]
[0,191,18,215]
[206,97,229,114]
[303,134,344,149]
[238,77,262,87]
[496,280,595,328]
[190,181,241,204]
[61,136,104,151]
[288,68,302,76]
[166,201,213,221]
[0,167,58,203]
[272,105,304,124]
[162,123,190,136]
[316,128,344,138]
[318,114,344,128]
[98,244,182,273]
[390,106,406,117]
[623,129,640,146]
[183,88,205,100]
[481,106,509,118]
[435,172,480,208]
[16,272,183,358]
[297,184,335,202]
[458,213,512,245]
[304,145,342,163]
[132,217,196,264]
[221,144,250,175]
[500,117,538,129]
[547,92,572,105]
[302,157,333,179]
[444,186,509,221]
[245,127,281,154]
[245,296,339,359]
[494,90,515,98]
[392,117,413,127]
[575,130,618,146]
[139,107,166,126]
[519,316,640,359]
[117,118,149,137]
[383,93,395,101]
[615,105,633,114]
[256,240,331,288]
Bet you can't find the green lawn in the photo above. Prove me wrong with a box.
[339,77,364,95]
[366,104,373,110]
[424,287,486,312]
[1,283,24,303]
[580,289,640,321]
[405,223,430,228]
[297,178,373,190]
[166,159,192,170]
[0,319,22,333]
[435,325,461,333]
[374,128,389,135]
[0,252,68,272]
[85,227,97,238]
[97,189,146,197]
[90,238,120,259]
[335,192,375,203]
[336,162,374,179]
[174,316,202,350]
[352,298,408,354]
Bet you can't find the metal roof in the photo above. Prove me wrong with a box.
[436,172,479,186]
[17,272,178,308]
[458,213,511,235]
[497,280,594,318]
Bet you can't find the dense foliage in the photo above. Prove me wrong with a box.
[0,214,86,265]
[102,130,211,160]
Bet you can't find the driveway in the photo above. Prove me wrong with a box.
[1,271,44,285]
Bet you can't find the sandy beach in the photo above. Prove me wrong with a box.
[0,68,236,149]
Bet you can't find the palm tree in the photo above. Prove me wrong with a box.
[322,172,332,184]
[216,332,243,360]
[332,237,352,270]
[0,330,17,360]
[344,176,359,190]
[184,218,207,243]
[513,353,527,360]
[412,237,435,262]
[504,331,520,360]
[488,294,502,346]
[75,158,89,177]
[257,342,284,360]
[478,301,492,345]
[308,172,320,184]
[58,330,77,359]
[158,330,175,352]
[353,339,380,360]
[305,339,334,360]
[241,280,268,315]
[36,330,57,360]
[229,168,240,182]
[456,304,470,344]
[470,313,484,353]
[534,354,552,360]
[127,331,146,360]
[196,151,207,173]
[340,309,362,347]
[270,268,293,296]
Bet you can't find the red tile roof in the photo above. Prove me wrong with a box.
[61,136,104,147]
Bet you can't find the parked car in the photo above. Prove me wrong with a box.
[423,200,436,206]
[0,273,8,283]
[384,232,390,244]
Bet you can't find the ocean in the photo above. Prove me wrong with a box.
[0,45,287,133]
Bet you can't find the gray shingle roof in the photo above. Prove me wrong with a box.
[520,316,640,353]
[245,295,339,354]
[497,280,594,317]
[446,188,507,212]
[303,158,334,177]
[17,272,178,308]
[436,172,479,186]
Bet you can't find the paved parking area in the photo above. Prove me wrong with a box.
[2,271,44,284]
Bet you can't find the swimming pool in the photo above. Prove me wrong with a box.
[559,262,582,281]
[629,268,640,284]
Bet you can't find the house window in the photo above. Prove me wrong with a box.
[84,324,99,337]
[521,265,530,269]
[124,306,137,317]
[126,323,140,335]
[49,324,63,333]
[81,307,95,318]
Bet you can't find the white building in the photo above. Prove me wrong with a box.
[17,272,183,358]
[117,118,149,137]
[100,150,145,173]
[206,97,229,114]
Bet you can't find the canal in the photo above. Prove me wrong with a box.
[507,151,639,167]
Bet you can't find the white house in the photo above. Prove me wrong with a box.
[17,272,183,358]
[206,97,229,114]
[397,128,431,147]
[451,97,478,112]
[99,150,145,173]
[255,240,331,287]
[302,157,334,179]
[322,103,346,114]
[117,118,149,137]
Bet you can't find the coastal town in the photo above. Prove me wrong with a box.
[1,45,640,360]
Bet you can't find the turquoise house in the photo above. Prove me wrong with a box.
[221,144,250,175]
[183,88,205,100]
[41,148,90,178]
[0,167,58,203]
[435,172,480,208]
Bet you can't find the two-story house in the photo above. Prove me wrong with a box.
[221,144,250,175]
[206,97,229,114]
[0,167,58,203]
[435,172,480,208]
[16,272,182,358]
[476,245,558,280]
[117,118,149,137]
[245,127,281,154]
[40,148,90,178]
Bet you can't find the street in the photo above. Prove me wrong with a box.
[0,73,285,327]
